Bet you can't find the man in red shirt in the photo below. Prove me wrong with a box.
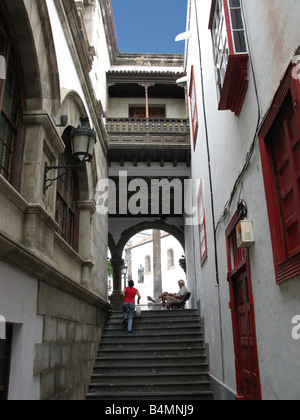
[119,280,141,335]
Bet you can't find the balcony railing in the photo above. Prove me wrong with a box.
[106,118,190,146]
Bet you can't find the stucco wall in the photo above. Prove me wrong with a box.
[185,0,300,400]
[0,262,43,400]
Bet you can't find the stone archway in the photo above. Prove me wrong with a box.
[4,0,60,114]
[108,219,185,309]
[118,221,185,257]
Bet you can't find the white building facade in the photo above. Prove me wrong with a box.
[124,231,186,306]
[184,0,300,400]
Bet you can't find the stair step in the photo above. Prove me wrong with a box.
[89,381,212,394]
[100,332,203,343]
[99,338,204,351]
[86,390,214,401]
[105,318,201,330]
[98,347,205,358]
[107,310,199,319]
[91,372,211,385]
[106,316,201,325]
[103,327,201,342]
[93,363,209,375]
[96,354,206,369]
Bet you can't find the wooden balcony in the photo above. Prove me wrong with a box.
[107,118,190,146]
[107,118,191,168]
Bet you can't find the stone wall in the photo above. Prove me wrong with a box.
[34,283,108,400]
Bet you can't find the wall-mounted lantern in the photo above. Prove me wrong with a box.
[43,117,97,194]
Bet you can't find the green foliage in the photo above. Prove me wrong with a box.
[108,260,113,277]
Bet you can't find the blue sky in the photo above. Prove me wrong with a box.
[111,0,188,55]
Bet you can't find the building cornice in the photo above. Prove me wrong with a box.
[106,70,186,85]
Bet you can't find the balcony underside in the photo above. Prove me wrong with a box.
[108,146,190,168]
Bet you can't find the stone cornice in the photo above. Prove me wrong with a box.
[0,230,111,311]
[106,70,186,86]
[22,111,65,156]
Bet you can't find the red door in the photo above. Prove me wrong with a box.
[226,212,262,400]
[232,265,260,400]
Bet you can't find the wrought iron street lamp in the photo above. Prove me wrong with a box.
[43,117,97,194]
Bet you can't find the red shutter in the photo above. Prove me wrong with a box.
[189,66,199,150]
[270,97,300,260]
[259,65,300,283]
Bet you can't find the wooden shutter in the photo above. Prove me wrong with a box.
[270,96,300,260]
[259,65,300,283]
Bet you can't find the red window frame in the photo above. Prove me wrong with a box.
[197,178,208,266]
[189,66,199,150]
[209,0,249,116]
[259,64,300,284]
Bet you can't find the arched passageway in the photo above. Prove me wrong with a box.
[123,229,186,307]
[108,219,185,309]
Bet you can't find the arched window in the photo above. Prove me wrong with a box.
[0,9,25,191]
[56,131,79,251]
[145,255,151,275]
[167,248,175,270]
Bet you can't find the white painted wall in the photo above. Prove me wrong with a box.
[185,0,300,400]
[46,0,91,119]
[126,233,186,306]
[46,0,111,117]
[0,262,43,400]
[89,1,111,107]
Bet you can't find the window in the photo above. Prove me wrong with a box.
[145,255,151,275]
[189,66,199,150]
[259,64,300,284]
[56,135,79,251]
[0,10,24,191]
[209,0,249,116]
[167,249,175,270]
[0,324,12,400]
[197,179,208,266]
[129,107,165,118]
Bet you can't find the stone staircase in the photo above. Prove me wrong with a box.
[86,310,214,401]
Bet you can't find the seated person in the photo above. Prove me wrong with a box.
[159,280,188,310]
